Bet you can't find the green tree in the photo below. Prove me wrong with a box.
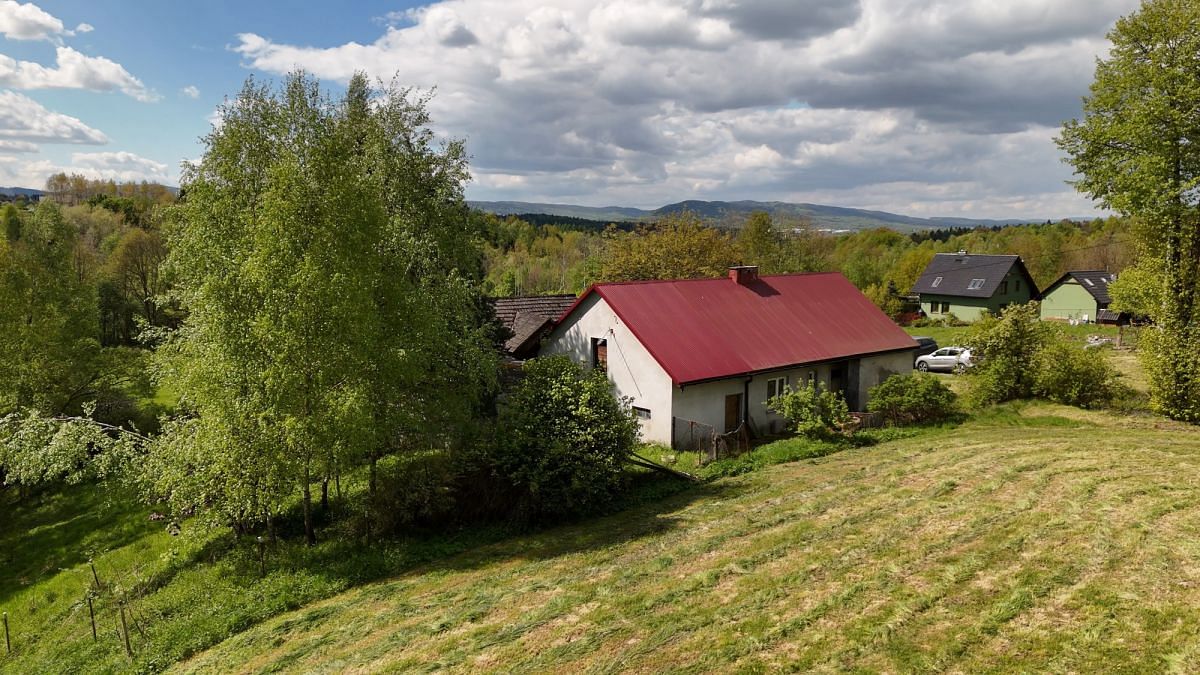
[964,303,1053,406]
[152,72,497,542]
[0,202,101,415]
[595,211,740,282]
[2,203,21,241]
[1057,0,1200,420]
[491,355,639,520]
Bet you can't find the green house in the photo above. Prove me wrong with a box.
[1038,271,1116,323]
[911,252,1038,323]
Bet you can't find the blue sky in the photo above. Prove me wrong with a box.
[0,0,1142,218]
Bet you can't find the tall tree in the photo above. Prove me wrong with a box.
[150,72,496,542]
[595,211,740,282]
[0,202,101,415]
[1057,0,1200,421]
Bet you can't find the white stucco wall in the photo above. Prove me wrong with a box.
[673,364,832,438]
[540,294,675,443]
[856,350,914,403]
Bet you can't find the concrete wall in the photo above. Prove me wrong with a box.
[921,269,1035,323]
[1040,281,1100,322]
[673,364,834,439]
[856,350,914,405]
[540,294,675,443]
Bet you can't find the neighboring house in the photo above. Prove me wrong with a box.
[1039,270,1117,324]
[911,252,1037,322]
[492,294,577,360]
[540,266,917,447]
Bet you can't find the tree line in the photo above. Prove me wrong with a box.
[478,208,1136,316]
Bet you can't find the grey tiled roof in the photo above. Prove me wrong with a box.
[1048,270,1116,305]
[492,294,577,356]
[912,253,1035,298]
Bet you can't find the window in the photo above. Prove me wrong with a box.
[1084,278,1095,287]
[1015,279,1021,292]
[999,280,1008,294]
[967,278,985,290]
[940,302,951,313]
[633,406,651,420]
[931,276,943,288]
[807,371,817,386]
[591,337,608,374]
[767,376,787,399]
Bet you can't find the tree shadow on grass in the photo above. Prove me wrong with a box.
[0,484,159,603]
[226,476,751,594]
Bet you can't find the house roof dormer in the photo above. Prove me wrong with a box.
[911,253,1038,299]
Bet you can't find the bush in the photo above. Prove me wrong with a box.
[964,302,1053,406]
[490,355,640,521]
[361,451,460,535]
[1032,342,1117,408]
[867,373,958,426]
[766,382,851,440]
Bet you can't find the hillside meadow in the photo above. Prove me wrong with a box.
[173,403,1200,673]
[6,368,1200,673]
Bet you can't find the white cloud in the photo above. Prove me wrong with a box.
[232,0,1141,218]
[0,90,108,144]
[0,150,170,189]
[68,151,169,182]
[0,0,63,41]
[72,22,92,34]
[181,84,200,99]
[0,45,158,101]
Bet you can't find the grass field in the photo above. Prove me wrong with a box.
[0,343,1182,673]
[163,403,1200,674]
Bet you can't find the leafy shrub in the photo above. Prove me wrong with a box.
[362,451,460,535]
[964,302,1053,406]
[867,373,958,426]
[766,382,850,440]
[1032,342,1117,408]
[490,355,640,521]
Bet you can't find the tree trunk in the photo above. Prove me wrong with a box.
[320,477,329,512]
[302,470,315,546]
[369,454,378,499]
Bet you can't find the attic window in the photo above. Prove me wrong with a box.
[931,276,943,288]
[967,278,985,290]
[1084,278,1095,286]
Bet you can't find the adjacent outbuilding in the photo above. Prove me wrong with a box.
[1038,270,1117,324]
[540,266,917,447]
[911,251,1038,322]
[492,294,577,360]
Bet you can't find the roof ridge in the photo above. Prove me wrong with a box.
[592,271,840,288]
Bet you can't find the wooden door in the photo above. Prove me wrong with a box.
[724,393,742,433]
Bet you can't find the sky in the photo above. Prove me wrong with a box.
[0,0,1143,219]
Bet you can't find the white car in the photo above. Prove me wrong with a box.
[915,347,973,373]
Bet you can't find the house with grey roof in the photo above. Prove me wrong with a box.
[911,252,1038,322]
[1039,270,1118,324]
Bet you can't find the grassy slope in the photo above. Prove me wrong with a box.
[176,405,1200,674]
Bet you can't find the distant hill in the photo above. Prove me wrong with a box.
[469,199,1088,233]
[0,186,44,198]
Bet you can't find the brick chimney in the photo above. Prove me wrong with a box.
[728,265,759,285]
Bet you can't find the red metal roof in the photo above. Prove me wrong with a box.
[560,272,917,385]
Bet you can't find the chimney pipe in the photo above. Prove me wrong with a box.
[728,265,759,285]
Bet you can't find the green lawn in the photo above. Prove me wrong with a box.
[164,404,1200,673]
[0,349,1181,673]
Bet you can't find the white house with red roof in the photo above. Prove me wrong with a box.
[541,266,918,447]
